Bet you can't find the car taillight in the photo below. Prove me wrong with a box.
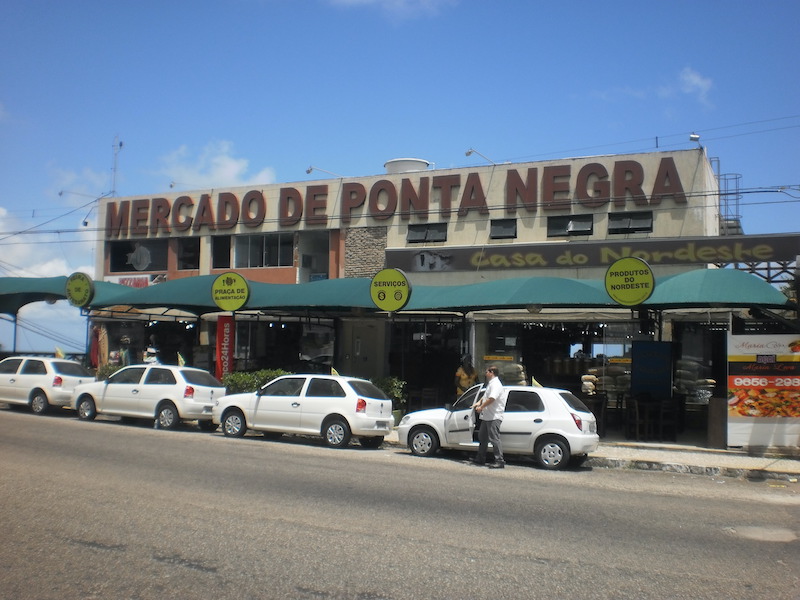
[52,376,63,388]
[356,398,367,413]
[184,386,195,399]
[570,412,583,431]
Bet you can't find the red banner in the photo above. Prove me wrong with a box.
[216,315,235,380]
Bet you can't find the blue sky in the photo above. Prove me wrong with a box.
[1,0,798,353]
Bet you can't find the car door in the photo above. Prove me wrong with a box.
[0,358,24,403]
[500,389,547,452]
[443,385,483,447]
[252,376,305,432]
[13,359,48,403]
[299,377,348,434]
[142,367,178,416]
[96,367,147,416]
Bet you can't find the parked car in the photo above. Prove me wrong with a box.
[397,384,599,470]
[72,364,226,430]
[0,356,94,414]
[212,374,393,448]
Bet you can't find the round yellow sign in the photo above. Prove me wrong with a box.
[65,272,95,307]
[605,257,655,306]
[370,268,411,312]
[212,272,250,311]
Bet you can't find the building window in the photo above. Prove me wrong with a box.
[109,240,169,272]
[608,211,653,234]
[490,219,517,240]
[177,238,200,270]
[234,233,294,268]
[406,223,447,243]
[547,215,593,237]
[212,236,231,269]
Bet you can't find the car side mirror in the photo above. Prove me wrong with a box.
[444,403,453,411]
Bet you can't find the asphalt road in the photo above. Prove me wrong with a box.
[1,407,798,600]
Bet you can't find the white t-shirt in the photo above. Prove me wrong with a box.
[479,377,506,421]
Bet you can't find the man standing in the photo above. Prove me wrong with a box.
[473,366,507,468]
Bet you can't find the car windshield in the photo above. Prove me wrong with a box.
[181,369,224,388]
[349,380,389,400]
[53,361,92,377]
[560,392,591,413]
[452,385,483,410]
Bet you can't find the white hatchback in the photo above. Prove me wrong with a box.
[72,364,226,430]
[212,374,394,448]
[397,384,600,470]
[0,356,94,415]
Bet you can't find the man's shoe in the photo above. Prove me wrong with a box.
[488,461,505,469]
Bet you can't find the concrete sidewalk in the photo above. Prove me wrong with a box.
[385,429,800,482]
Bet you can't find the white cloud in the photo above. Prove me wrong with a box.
[328,0,458,18]
[679,67,713,107]
[158,141,276,190]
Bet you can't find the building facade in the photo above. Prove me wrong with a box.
[92,148,798,446]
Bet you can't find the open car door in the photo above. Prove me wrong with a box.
[444,384,484,447]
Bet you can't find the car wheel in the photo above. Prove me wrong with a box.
[535,438,570,470]
[156,402,180,430]
[197,420,218,432]
[323,418,351,448]
[30,390,49,415]
[409,426,439,457]
[359,436,384,449]
[77,397,97,421]
[222,409,247,438]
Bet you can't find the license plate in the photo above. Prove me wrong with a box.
[376,421,388,429]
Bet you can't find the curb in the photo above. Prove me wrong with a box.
[586,457,799,482]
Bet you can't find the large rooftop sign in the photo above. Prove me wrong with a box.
[103,154,691,237]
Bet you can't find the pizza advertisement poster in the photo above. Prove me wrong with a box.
[726,332,800,448]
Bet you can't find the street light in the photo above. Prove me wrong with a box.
[465,148,497,165]
[306,166,344,178]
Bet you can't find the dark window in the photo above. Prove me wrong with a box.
[547,215,593,237]
[262,377,305,397]
[307,378,346,397]
[505,390,544,412]
[53,361,92,376]
[407,223,447,243]
[109,240,169,272]
[608,211,653,234]
[21,360,47,375]
[145,368,177,385]
[234,234,293,268]
[348,380,390,400]
[181,369,223,387]
[109,367,146,385]
[177,238,200,270]
[452,385,483,410]
[212,236,231,269]
[560,392,591,413]
[0,359,23,374]
[490,219,517,240]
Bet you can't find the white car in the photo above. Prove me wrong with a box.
[0,356,94,414]
[397,384,600,470]
[212,374,394,448]
[72,364,226,430]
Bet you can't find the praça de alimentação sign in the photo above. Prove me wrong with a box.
[212,272,250,312]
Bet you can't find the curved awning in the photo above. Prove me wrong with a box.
[1,268,793,319]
